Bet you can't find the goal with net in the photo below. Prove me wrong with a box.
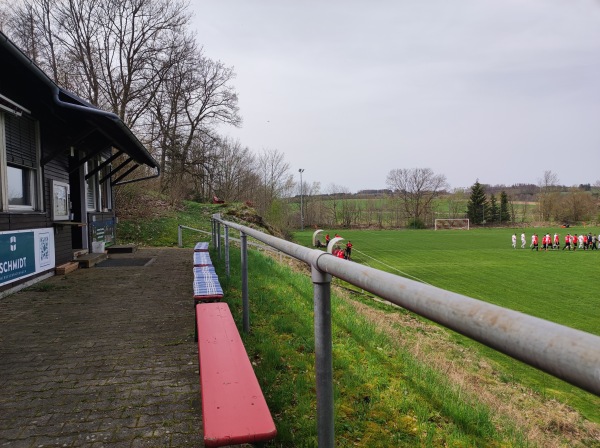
[434,218,470,230]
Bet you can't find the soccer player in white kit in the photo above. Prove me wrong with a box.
[521,233,526,249]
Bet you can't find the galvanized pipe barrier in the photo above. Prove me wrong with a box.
[212,215,600,446]
[241,232,249,334]
[213,221,217,256]
[312,264,334,448]
[216,221,221,259]
[177,225,212,248]
[225,226,230,277]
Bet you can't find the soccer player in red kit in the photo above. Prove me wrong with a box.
[563,233,571,250]
[531,234,539,251]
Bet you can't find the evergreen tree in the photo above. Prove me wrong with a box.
[467,180,488,225]
[489,193,499,223]
[500,191,511,223]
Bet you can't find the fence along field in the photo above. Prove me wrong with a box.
[294,226,600,422]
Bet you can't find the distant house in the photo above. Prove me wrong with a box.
[0,31,159,294]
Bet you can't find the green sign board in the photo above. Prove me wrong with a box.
[0,231,35,285]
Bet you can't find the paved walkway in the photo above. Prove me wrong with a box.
[0,248,206,447]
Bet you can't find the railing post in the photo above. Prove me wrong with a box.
[225,226,230,277]
[216,221,221,259]
[211,219,216,248]
[178,225,182,248]
[312,264,334,448]
[241,232,250,334]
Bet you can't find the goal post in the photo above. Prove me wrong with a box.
[434,218,470,230]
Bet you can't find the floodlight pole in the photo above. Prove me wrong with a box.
[299,168,305,231]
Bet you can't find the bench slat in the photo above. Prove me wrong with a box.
[196,303,277,447]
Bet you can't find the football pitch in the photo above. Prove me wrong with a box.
[293,226,600,420]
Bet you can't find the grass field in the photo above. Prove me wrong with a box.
[293,226,600,422]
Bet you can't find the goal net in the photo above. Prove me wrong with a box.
[434,218,470,230]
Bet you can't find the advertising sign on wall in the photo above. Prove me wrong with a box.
[89,216,116,245]
[0,228,55,287]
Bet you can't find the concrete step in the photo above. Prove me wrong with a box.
[55,262,79,275]
[106,244,137,254]
[76,252,108,268]
[73,248,88,259]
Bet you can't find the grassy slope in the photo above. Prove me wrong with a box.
[117,201,225,246]
[216,248,525,447]
[117,201,599,445]
[294,227,600,422]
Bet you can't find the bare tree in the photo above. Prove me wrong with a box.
[0,4,8,32]
[174,55,241,175]
[6,0,249,206]
[147,31,241,193]
[324,183,350,227]
[6,0,200,190]
[553,190,596,223]
[211,139,256,202]
[7,0,191,121]
[340,199,360,228]
[302,181,321,227]
[538,170,560,191]
[537,170,560,221]
[386,168,448,226]
[254,149,293,217]
[446,188,467,218]
[6,0,61,80]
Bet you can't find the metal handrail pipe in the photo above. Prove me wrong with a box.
[213,215,600,396]
[179,225,212,235]
[212,216,319,264]
[316,254,600,396]
[179,223,278,253]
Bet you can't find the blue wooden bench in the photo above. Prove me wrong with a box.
[193,251,212,267]
[193,267,223,302]
[194,241,209,252]
[193,262,223,342]
[196,302,277,447]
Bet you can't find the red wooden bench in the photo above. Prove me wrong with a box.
[196,302,277,447]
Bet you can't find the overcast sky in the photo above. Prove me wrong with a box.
[190,1,600,192]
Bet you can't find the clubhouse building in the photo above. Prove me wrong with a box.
[0,31,159,295]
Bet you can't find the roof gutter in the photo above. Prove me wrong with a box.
[51,86,161,184]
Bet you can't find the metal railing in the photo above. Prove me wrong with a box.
[211,214,600,447]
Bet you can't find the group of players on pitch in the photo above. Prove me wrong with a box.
[512,232,600,251]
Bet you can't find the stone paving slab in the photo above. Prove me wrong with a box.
[0,248,207,447]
